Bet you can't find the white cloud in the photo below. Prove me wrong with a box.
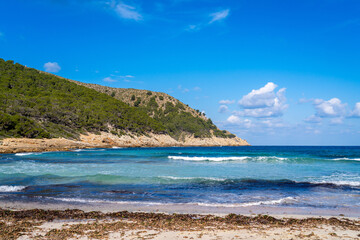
[261,119,286,128]
[351,102,360,117]
[313,98,347,118]
[103,77,117,83]
[114,3,142,21]
[209,9,230,24]
[226,115,252,128]
[239,82,277,108]
[187,8,230,32]
[193,86,201,91]
[237,82,288,118]
[218,105,228,113]
[219,100,235,105]
[44,62,61,73]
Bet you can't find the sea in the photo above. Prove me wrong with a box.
[0,146,359,214]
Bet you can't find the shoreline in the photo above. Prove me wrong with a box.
[1,199,360,218]
[0,204,359,240]
[0,132,250,154]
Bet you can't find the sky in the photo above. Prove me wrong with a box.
[1,0,360,145]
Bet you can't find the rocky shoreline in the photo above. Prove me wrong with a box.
[0,132,250,154]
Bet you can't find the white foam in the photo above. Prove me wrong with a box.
[332,158,360,161]
[73,149,106,152]
[311,180,360,187]
[0,185,27,192]
[256,156,287,161]
[15,153,34,156]
[195,197,297,208]
[160,176,226,181]
[168,156,249,162]
[48,197,170,206]
[168,156,288,162]
[47,197,297,208]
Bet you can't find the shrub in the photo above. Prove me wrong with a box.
[134,97,141,107]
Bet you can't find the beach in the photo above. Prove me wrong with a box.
[1,207,359,239]
[1,146,359,239]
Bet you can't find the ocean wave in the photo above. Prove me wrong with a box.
[14,153,35,156]
[47,197,169,206]
[159,176,226,181]
[196,197,297,207]
[332,158,360,162]
[0,185,27,192]
[72,148,106,152]
[310,180,360,187]
[168,156,249,162]
[168,156,288,162]
[47,197,296,207]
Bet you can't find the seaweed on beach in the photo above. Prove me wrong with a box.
[0,208,359,239]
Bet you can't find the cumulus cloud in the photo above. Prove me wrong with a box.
[114,3,142,21]
[351,102,360,117]
[239,82,277,108]
[218,105,228,113]
[219,100,235,105]
[209,9,230,24]
[312,98,347,118]
[236,82,288,118]
[44,62,61,73]
[226,115,252,128]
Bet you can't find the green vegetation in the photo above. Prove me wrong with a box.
[0,59,164,139]
[134,97,141,107]
[0,59,237,140]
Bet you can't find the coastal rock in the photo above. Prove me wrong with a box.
[0,132,249,154]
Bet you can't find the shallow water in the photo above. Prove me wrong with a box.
[0,146,359,211]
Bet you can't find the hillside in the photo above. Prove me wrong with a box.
[69,80,236,140]
[0,59,164,139]
[0,58,249,148]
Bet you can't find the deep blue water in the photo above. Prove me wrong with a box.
[0,146,359,210]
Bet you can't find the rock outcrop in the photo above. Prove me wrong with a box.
[0,132,250,154]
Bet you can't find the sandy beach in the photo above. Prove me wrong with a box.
[0,205,359,240]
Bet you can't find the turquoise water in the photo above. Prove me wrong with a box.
[0,146,359,210]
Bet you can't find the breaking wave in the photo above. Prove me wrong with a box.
[0,185,27,192]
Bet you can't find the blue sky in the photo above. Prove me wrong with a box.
[1,0,360,145]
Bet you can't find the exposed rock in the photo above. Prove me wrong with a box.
[0,132,249,154]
